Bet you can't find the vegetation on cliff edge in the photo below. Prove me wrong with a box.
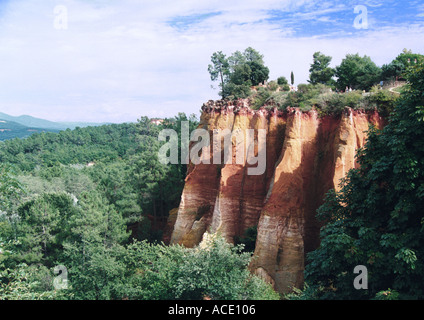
[288,63,424,300]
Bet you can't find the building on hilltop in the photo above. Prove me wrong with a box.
[150,118,164,125]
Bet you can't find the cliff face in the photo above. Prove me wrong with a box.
[168,99,385,294]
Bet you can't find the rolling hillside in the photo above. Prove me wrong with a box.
[0,111,109,141]
[0,119,60,141]
[0,112,108,130]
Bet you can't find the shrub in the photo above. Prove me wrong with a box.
[267,81,279,92]
[121,236,280,300]
[251,87,272,109]
[223,83,252,100]
[343,91,363,108]
[365,88,398,116]
[281,84,291,92]
[277,76,288,85]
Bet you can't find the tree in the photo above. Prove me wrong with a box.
[248,60,269,86]
[395,49,424,69]
[1,193,77,268]
[62,191,129,299]
[243,47,269,86]
[303,63,424,300]
[291,71,294,85]
[0,164,22,212]
[226,48,269,89]
[208,47,269,99]
[381,60,405,83]
[208,51,230,99]
[0,263,66,300]
[308,52,335,86]
[277,76,288,86]
[382,50,424,82]
[120,236,280,300]
[335,53,381,91]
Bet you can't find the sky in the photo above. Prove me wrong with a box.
[0,0,423,123]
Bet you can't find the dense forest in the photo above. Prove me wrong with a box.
[0,113,279,300]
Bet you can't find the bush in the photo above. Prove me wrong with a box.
[234,226,257,252]
[343,91,363,108]
[281,84,291,92]
[248,80,396,116]
[121,236,280,300]
[223,83,252,100]
[0,263,68,300]
[251,87,272,109]
[366,88,398,116]
[267,81,279,92]
[277,76,288,85]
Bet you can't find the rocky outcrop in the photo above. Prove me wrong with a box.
[168,99,385,294]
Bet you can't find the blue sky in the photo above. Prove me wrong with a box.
[0,0,423,123]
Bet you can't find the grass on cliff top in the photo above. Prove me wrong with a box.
[237,82,399,117]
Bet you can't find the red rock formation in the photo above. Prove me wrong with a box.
[168,100,385,294]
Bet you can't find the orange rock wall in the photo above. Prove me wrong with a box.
[169,99,385,294]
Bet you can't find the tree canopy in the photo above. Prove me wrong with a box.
[308,51,335,86]
[0,112,280,300]
[300,63,424,300]
[335,53,382,91]
[381,49,424,82]
[208,47,270,99]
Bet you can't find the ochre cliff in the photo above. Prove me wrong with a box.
[167,99,385,294]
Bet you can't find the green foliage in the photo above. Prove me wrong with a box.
[234,226,257,253]
[308,51,335,86]
[121,236,280,300]
[0,114,198,244]
[302,64,424,300]
[60,190,130,300]
[0,119,60,141]
[4,110,281,301]
[208,51,230,99]
[0,123,139,171]
[222,82,252,99]
[267,80,279,92]
[208,47,269,99]
[374,289,400,300]
[366,86,399,116]
[381,49,424,82]
[254,82,398,116]
[277,76,288,86]
[0,263,66,300]
[12,193,78,267]
[335,53,382,91]
[0,164,22,211]
[381,60,405,82]
[251,87,272,109]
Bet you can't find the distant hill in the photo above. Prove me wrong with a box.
[0,112,108,131]
[0,112,109,140]
[0,119,60,141]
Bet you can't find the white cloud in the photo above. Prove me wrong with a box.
[0,0,422,123]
